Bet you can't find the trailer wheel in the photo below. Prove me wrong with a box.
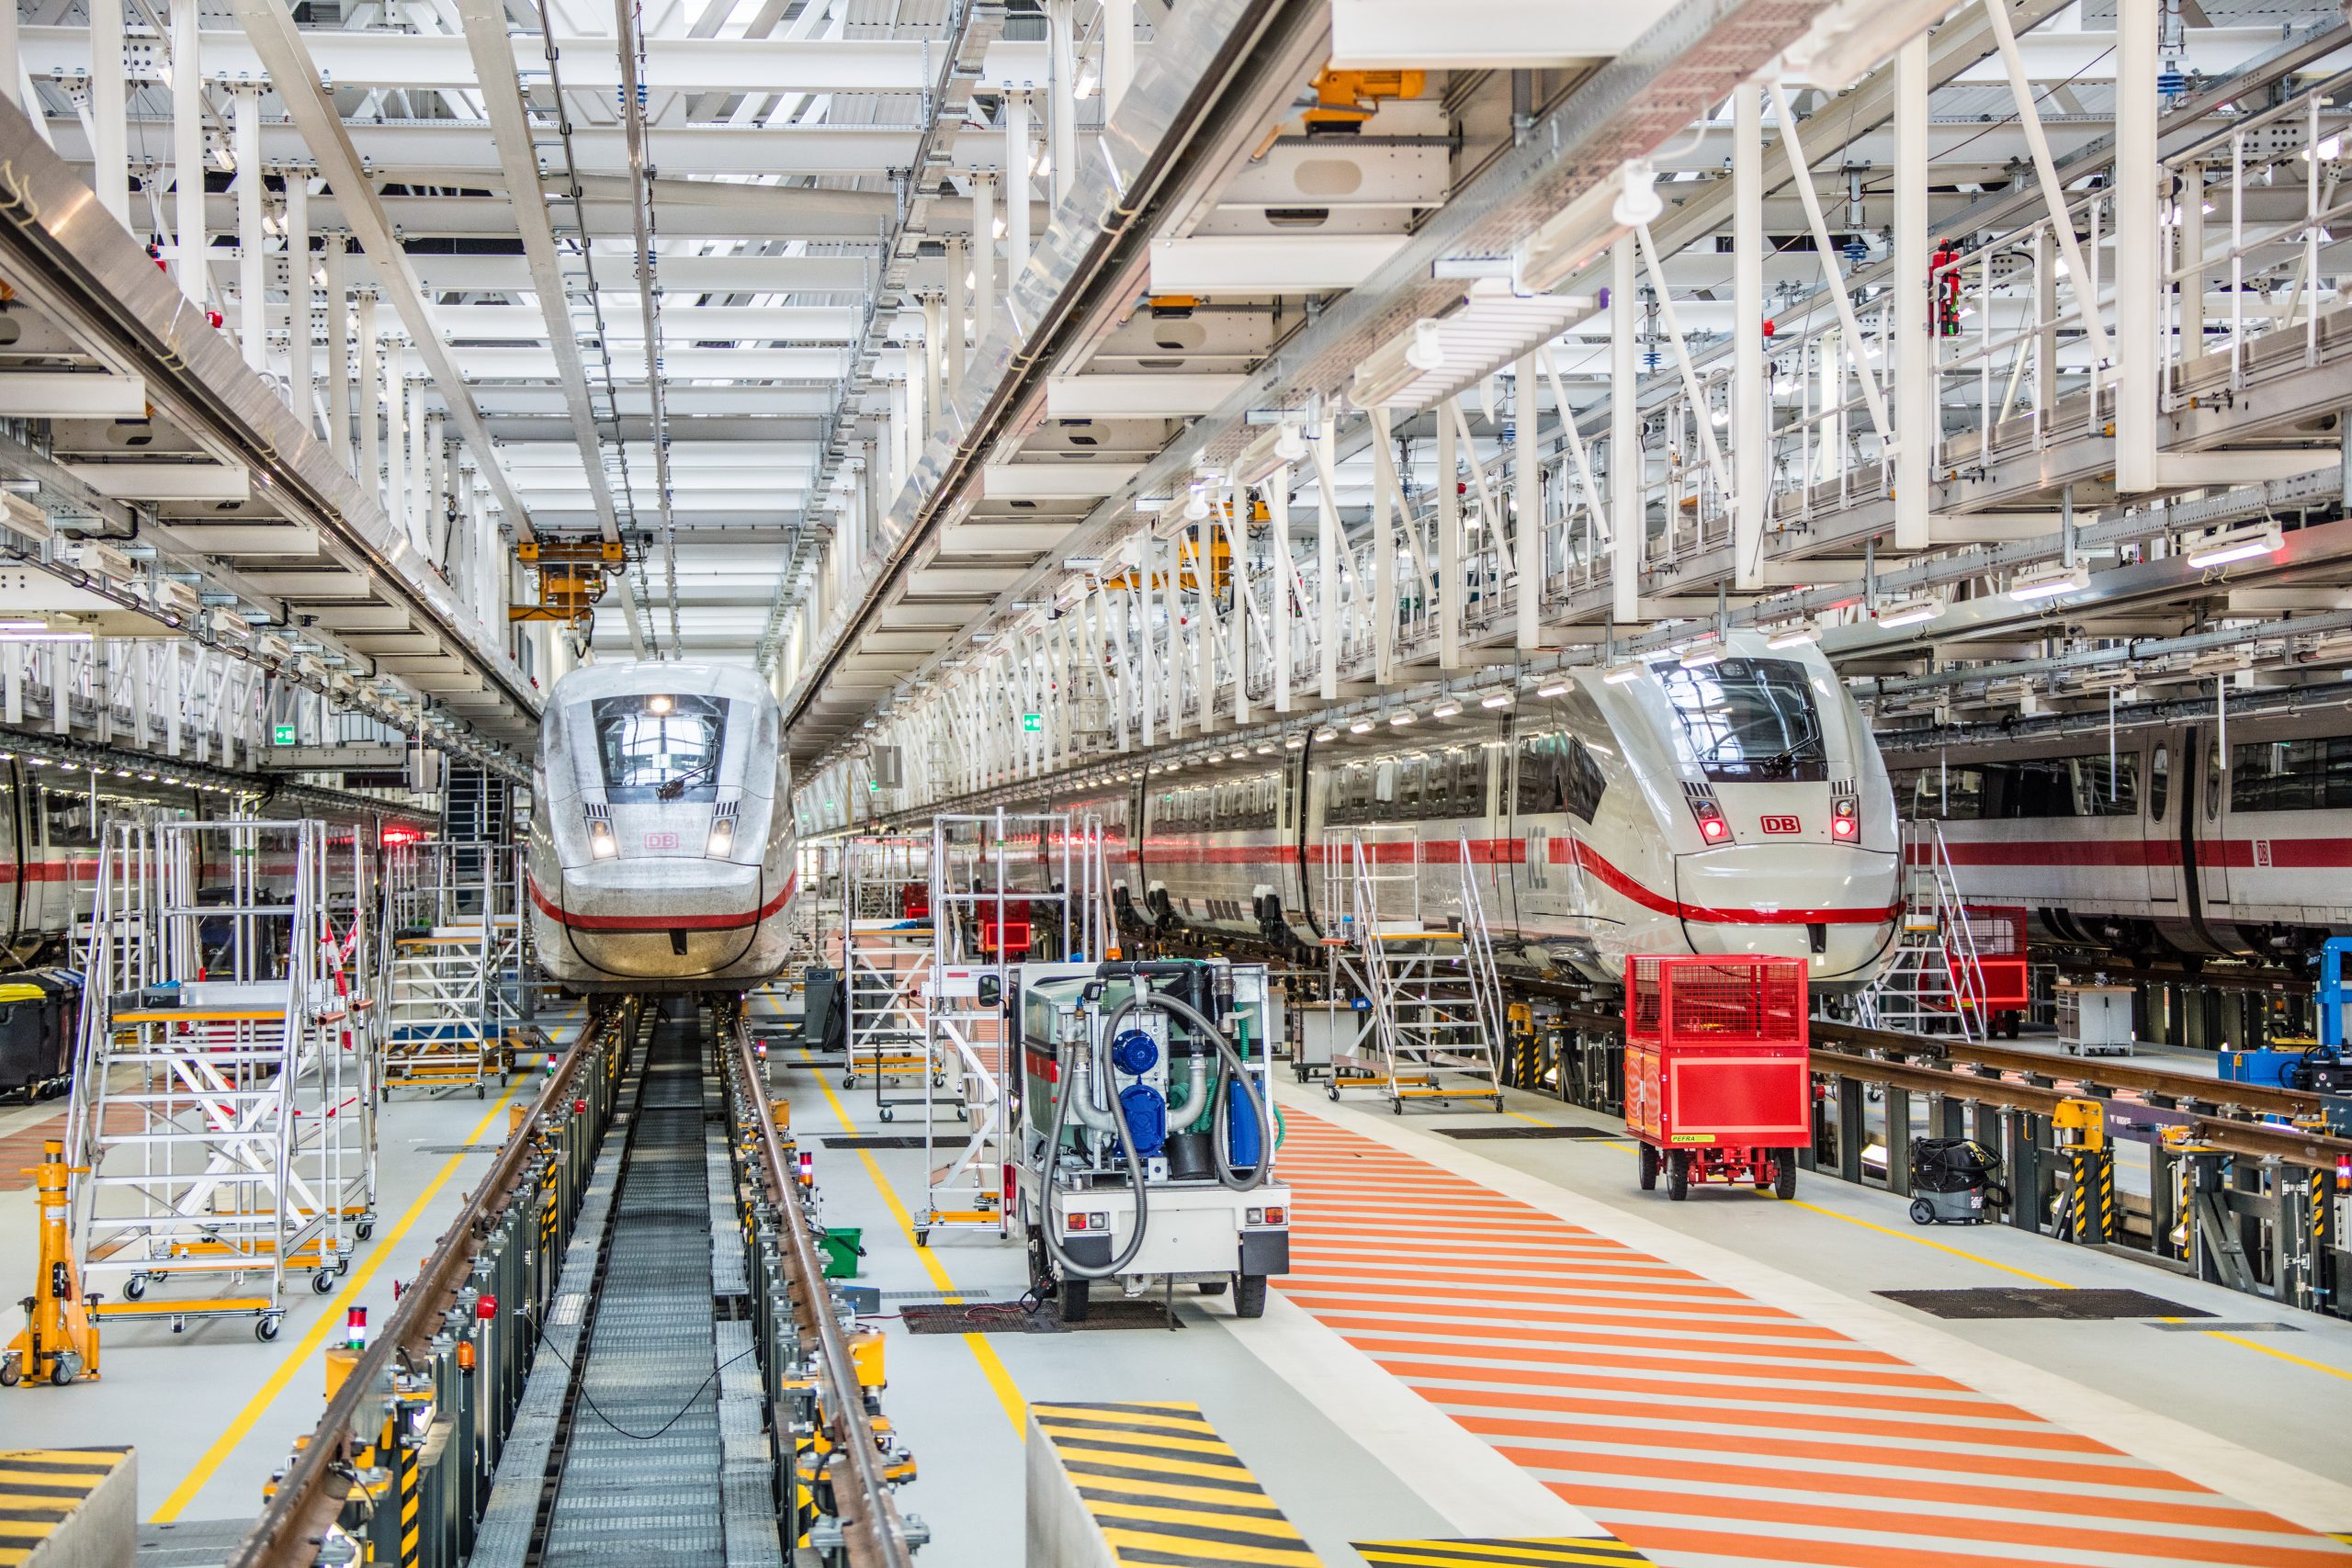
[1772,1151,1797,1200]
[1636,1144,1658,1191]
[1233,1274,1268,1318]
[1909,1197,1936,1225]
[1059,1277,1091,1324]
[1667,1150,1690,1201]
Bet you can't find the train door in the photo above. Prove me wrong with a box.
[2144,740,2176,904]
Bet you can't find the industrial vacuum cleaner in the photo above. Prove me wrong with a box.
[1013,958,1289,1320]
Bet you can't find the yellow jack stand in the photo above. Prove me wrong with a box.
[2,1140,100,1386]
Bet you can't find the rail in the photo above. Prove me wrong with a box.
[725,1009,917,1568]
[224,1003,618,1568]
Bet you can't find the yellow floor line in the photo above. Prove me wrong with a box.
[807,1064,1027,1434]
[2203,1331,2352,1384]
[152,1080,526,1522]
[1788,1199,2074,1289]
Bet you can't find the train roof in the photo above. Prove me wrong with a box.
[547,660,777,711]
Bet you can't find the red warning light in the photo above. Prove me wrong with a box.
[381,826,424,846]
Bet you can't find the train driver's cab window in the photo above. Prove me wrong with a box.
[591,692,728,802]
[1655,658,1826,783]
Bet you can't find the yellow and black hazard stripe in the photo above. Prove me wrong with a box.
[395,1433,421,1568]
[1352,1537,1651,1568]
[1033,1401,1319,1566]
[0,1449,133,1568]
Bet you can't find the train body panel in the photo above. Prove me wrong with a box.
[529,660,797,992]
[1894,710,2352,960]
[984,633,1899,991]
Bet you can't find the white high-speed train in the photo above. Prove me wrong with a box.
[990,632,1902,989]
[1890,706,2352,961]
[527,662,797,992]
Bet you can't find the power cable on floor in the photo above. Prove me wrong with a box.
[516,1303,757,1441]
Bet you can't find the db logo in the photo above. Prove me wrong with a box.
[1758,815,1802,835]
[643,830,682,851]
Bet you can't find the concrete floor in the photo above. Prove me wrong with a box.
[0,1007,588,1524]
[14,1003,2352,1566]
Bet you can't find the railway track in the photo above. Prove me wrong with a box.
[225,997,922,1568]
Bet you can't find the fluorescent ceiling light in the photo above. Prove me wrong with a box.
[1535,679,1570,698]
[1601,661,1644,685]
[1430,698,1463,719]
[1765,620,1819,649]
[1388,711,1415,727]
[1678,635,1725,669]
[1479,692,1513,709]
[2185,521,2283,570]
[1875,593,1945,630]
[1348,719,1375,734]
[2008,563,2090,602]
[1314,727,1339,742]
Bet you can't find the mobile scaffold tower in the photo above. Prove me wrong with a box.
[915,809,1114,1242]
[379,840,511,1097]
[64,818,370,1339]
[839,834,934,1112]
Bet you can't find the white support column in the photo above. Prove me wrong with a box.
[1894,38,1930,550]
[1512,355,1540,650]
[164,646,181,755]
[972,173,998,344]
[1161,529,1183,737]
[407,378,431,552]
[233,87,264,372]
[426,413,447,553]
[2,643,19,727]
[1193,515,1215,732]
[1004,93,1033,290]
[171,0,204,301]
[944,234,967,398]
[286,170,311,429]
[1046,0,1075,207]
[1222,494,1250,728]
[325,244,350,462]
[1437,398,1461,669]
[2179,164,2207,360]
[1102,0,1134,118]
[1369,406,1397,685]
[89,0,126,223]
[356,292,379,492]
[2114,0,2157,491]
[1136,577,1155,748]
[0,0,20,114]
[1734,81,1769,583]
[130,641,147,748]
[1611,236,1641,626]
[384,361,406,532]
[1983,0,2110,370]
[1312,417,1340,701]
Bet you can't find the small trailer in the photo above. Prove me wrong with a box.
[1623,955,1811,1201]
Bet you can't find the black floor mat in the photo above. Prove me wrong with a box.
[1437,1125,1620,1141]
[821,1134,931,1149]
[1878,1287,2212,1321]
[899,1298,1184,1334]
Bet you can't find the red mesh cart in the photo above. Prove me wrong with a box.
[1624,955,1811,1201]
[1945,904,2030,1038]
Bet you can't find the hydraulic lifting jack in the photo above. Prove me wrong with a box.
[1,1139,100,1387]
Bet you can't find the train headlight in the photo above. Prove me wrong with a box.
[707,824,734,858]
[1832,795,1858,839]
[590,824,617,859]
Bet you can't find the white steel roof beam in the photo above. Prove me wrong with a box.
[1328,0,1664,69]
[457,0,646,657]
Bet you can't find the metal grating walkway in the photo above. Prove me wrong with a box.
[537,1004,734,1568]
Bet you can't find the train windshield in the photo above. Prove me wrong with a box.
[1656,658,1826,783]
[589,693,729,801]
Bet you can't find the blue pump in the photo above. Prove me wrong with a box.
[1110,1028,1159,1077]
[1118,1082,1169,1156]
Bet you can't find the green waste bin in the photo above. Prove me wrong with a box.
[819,1226,865,1279]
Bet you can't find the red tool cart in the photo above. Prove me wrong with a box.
[1624,955,1811,1201]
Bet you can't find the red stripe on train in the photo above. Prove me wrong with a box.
[526,871,797,932]
[1928,836,2352,870]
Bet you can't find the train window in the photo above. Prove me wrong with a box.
[1396,759,1423,814]
[1939,765,1988,819]
[1655,658,1826,783]
[2072,754,2138,818]
[1515,732,1607,822]
[2229,736,2352,812]
[590,693,728,801]
[2207,738,2223,820]
[2149,747,2169,819]
[40,785,96,851]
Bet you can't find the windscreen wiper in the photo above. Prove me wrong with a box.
[657,757,718,800]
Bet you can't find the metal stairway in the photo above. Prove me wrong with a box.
[1322,827,1507,1112]
[1857,822,1988,1040]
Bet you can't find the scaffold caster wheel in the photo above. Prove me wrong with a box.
[1909,1198,1935,1225]
[1637,1144,1659,1191]
[0,1355,19,1386]
[122,1273,148,1301]
[1390,1099,1404,1116]
[476,1084,487,1100]
[256,1314,283,1343]
[356,1219,376,1241]
[49,1354,77,1387]
[335,1256,350,1276]
[312,1269,336,1295]
[842,1075,855,1089]
[878,1106,893,1122]
[1326,1086,1339,1101]
[914,1231,928,1248]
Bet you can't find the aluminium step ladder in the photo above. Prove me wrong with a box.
[1856,821,1990,1040]
[1321,827,1507,1113]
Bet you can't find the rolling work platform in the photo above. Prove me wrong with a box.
[379,841,514,1098]
[839,835,935,1115]
[63,818,372,1338]
[1320,827,1507,1112]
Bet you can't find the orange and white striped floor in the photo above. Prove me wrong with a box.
[1261,1098,2352,1568]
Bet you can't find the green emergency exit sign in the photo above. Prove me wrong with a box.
[272,724,298,746]
[1021,713,1042,732]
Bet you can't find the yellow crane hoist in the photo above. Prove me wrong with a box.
[510,537,627,632]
